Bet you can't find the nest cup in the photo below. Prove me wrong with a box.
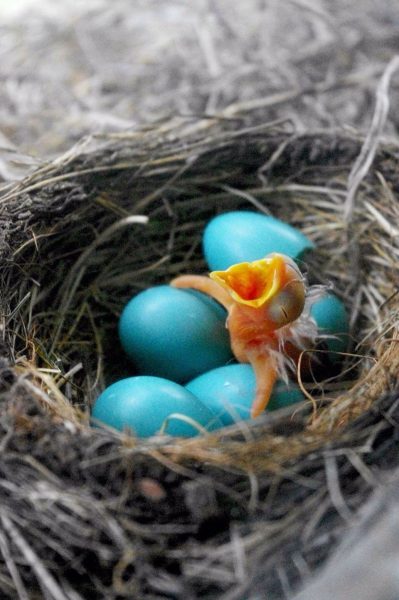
[1,119,399,598]
[4,122,398,437]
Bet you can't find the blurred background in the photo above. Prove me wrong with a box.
[0,0,398,175]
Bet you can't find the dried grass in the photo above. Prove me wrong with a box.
[0,114,398,598]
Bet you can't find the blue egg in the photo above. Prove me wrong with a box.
[203,211,314,271]
[186,364,304,426]
[119,286,233,382]
[310,294,349,362]
[92,376,222,437]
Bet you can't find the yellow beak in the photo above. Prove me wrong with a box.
[210,254,286,308]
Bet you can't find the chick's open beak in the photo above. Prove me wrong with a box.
[210,254,286,308]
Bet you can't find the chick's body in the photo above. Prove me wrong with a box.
[172,253,308,418]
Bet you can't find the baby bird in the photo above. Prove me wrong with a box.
[171,253,319,418]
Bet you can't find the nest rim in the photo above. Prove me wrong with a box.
[1,119,399,473]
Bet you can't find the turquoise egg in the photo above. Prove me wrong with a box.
[310,294,349,362]
[119,286,233,382]
[92,376,222,437]
[186,364,304,426]
[203,211,314,271]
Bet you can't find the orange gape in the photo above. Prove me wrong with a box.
[171,253,306,418]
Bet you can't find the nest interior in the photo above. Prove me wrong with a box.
[1,120,399,599]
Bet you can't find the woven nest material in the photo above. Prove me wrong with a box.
[0,116,398,599]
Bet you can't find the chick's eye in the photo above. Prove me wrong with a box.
[266,281,305,328]
[280,305,289,320]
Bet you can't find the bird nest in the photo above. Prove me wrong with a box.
[0,118,399,599]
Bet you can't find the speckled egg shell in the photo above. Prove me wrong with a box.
[92,376,222,438]
[186,364,304,426]
[119,286,233,382]
[203,211,314,271]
